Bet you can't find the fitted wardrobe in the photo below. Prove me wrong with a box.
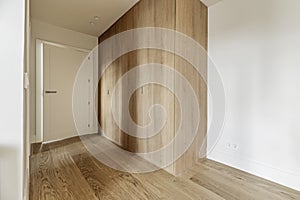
[98,0,207,175]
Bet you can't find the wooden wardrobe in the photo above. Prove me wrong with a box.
[98,0,207,175]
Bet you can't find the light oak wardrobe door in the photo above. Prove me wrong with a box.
[99,0,176,173]
[132,0,176,173]
[114,9,138,150]
[99,25,119,142]
[174,0,208,174]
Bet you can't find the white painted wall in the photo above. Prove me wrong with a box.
[0,0,24,199]
[208,0,300,191]
[30,19,98,142]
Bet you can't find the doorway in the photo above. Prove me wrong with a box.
[36,40,98,143]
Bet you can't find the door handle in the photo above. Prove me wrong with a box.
[45,90,57,94]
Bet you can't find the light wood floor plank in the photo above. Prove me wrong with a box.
[201,160,300,199]
[30,150,97,200]
[30,136,300,200]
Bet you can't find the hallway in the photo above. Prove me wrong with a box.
[30,136,300,200]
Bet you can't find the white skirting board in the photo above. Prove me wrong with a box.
[208,149,300,191]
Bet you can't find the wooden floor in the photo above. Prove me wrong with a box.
[30,136,300,200]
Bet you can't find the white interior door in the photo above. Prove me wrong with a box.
[43,43,92,142]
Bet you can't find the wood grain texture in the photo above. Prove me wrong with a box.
[30,136,300,200]
[98,0,207,175]
[99,0,176,174]
[30,149,97,200]
[189,160,300,200]
[173,0,208,175]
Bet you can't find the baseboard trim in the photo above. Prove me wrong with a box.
[208,149,300,191]
[30,133,99,155]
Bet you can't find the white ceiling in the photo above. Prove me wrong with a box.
[31,0,221,37]
[31,0,139,37]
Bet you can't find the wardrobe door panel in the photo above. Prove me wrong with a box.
[99,25,118,142]
[174,0,208,174]
[133,0,176,173]
[98,0,207,176]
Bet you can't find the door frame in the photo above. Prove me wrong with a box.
[35,39,96,143]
